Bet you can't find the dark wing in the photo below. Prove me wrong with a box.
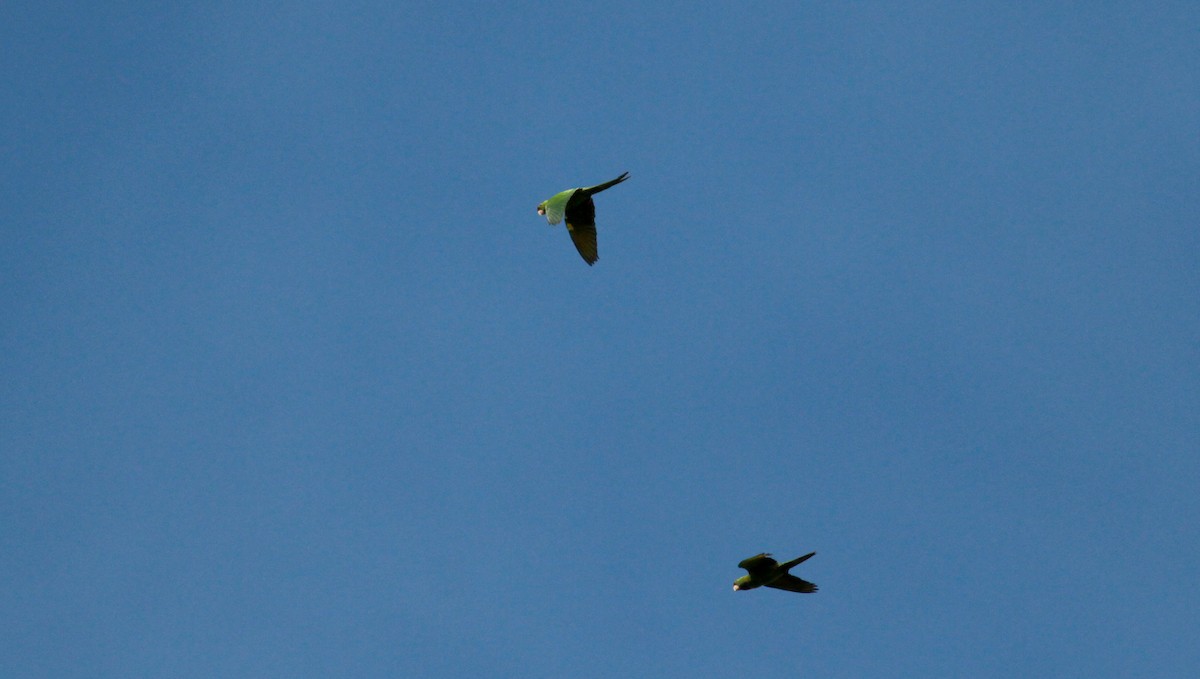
[565,222,598,265]
[766,574,818,594]
[738,553,780,575]
[564,195,599,265]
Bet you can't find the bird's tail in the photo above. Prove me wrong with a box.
[582,171,630,196]
[781,552,816,571]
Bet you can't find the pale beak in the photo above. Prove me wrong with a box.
[732,584,740,591]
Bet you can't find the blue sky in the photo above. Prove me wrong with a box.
[2,2,1197,676]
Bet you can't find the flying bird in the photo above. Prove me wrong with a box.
[733,552,818,593]
[536,172,629,265]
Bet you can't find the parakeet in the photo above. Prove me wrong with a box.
[733,552,819,593]
[536,171,629,265]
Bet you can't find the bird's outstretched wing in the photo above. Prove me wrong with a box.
[541,188,577,225]
[566,221,598,265]
[738,553,780,575]
[766,574,818,594]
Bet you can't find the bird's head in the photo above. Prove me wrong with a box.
[732,576,754,592]
[536,201,547,216]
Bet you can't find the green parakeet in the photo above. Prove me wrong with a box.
[536,171,629,265]
[733,552,819,593]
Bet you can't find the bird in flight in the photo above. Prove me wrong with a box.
[536,171,629,265]
[733,552,819,594]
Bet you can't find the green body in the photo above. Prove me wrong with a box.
[536,172,629,265]
[733,552,818,593]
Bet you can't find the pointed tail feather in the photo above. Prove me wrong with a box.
[582,171,630,196]
[781,551,816,571]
